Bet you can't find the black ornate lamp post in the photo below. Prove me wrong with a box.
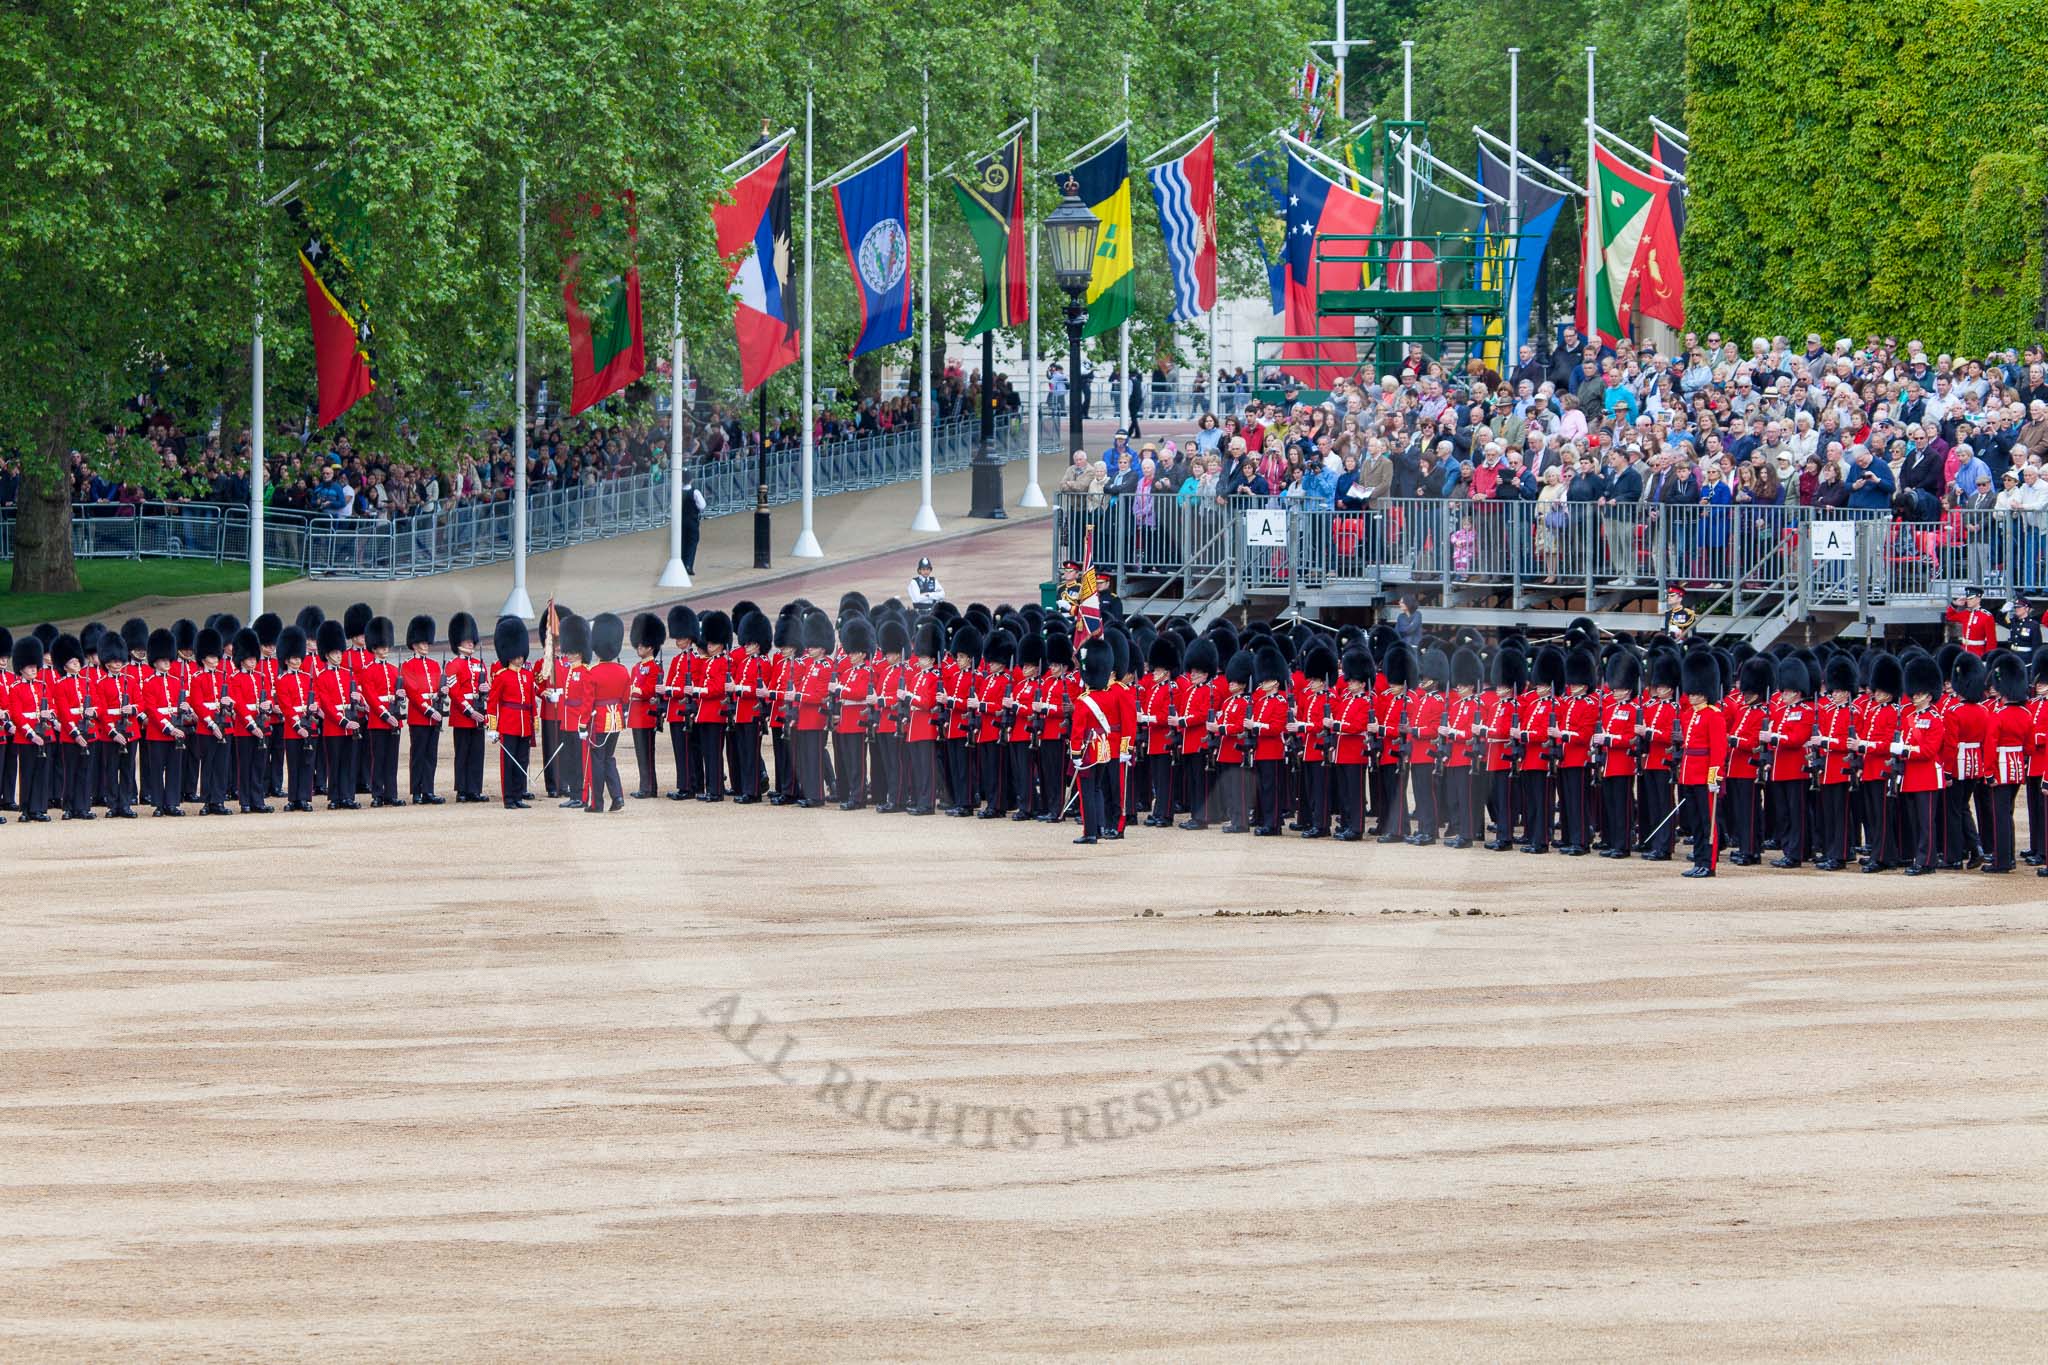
[1044,178,1100,471]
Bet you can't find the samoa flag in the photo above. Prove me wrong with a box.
[832,144,914,358]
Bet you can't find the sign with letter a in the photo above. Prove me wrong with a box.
[1246,508,1288,547]
[1810,520,1857,561]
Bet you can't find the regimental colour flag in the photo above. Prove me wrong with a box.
[561,191,646,415]
[952,134,1029,338]
[1283,151,1382,369]
[1071,527,1103,650]
[1581,143,1665,347]
[712,144,800,393]
[832,143,914,358]
[287,183,376,428]
[1053,135,1133,338]
[1144,130,1217,325]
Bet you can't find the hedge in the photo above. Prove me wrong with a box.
[1684,0,2048,352]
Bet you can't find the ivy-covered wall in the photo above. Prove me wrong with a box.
[1685,0,2048,349]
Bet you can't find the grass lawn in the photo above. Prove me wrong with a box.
[0,561,299,627]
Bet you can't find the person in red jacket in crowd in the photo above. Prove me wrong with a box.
[1945,586,1995,657]
[1678,650,1729,878]
[1894,654,1949,875]
[1173,638,1218,830]
[1983,653,2032,874]
[399,614,445,806]
[626,613,667,800]
[1553,649,1601,855]
[1759,656,1816,867]
[689,610,733,802]
[486,616,536,809]
[1593,651,1641,858]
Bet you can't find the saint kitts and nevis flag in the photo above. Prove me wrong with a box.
[287,179,377,428]
[1579,143,1684,346]
[560,191,647,414]
[952,134,1030,337]
[1053,135,1133,339]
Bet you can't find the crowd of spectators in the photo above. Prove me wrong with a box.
[1062,330,2048,591]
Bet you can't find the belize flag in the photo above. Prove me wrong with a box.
[1145,130,1217,324]
[832,144,914,358]
[1283,151,1381,369]
[712,145,799,393]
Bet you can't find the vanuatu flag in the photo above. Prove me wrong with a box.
[952,134,1029,337]
[287,181,376,428]
[562,191,647,414]
[1054,134,1133,338]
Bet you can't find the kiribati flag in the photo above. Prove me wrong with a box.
[831,144,914,358]
[1145,130,1217,324]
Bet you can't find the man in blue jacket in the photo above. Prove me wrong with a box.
[1845,443,1895,512]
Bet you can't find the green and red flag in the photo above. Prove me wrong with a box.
[1580,143,1663,346]
[952,134,1029,337]
[287,179,376,428]
[562,191,646,414]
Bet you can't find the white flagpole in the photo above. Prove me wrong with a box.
[501,174,535,620]
[793,81,823,558]
[1507,47,1521,362]
[1401,39,1414,332]
[1118,54,1130,437]
[250,50,266,621]
[1020,54,1046,509]
[914,68,940,531]
[1584,46,1598,346]
[1207,66,1218,408]
[657,262,691,586]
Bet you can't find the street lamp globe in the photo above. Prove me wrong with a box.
[1045,178,1099,297]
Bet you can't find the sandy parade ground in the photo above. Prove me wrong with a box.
[3,771,2046,1360]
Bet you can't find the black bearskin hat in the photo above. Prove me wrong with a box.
[738,611,774,653]
[194,627,223,662]
[1044,633,1073,670]
[1451,645,1484,690]
[1604,648,1640,694]
[12,636,44,672]
[948,624,982,661]
[913,620,942,661]
[1341,646,1375,685]
[1534,645,1565,695]
[1079,641,1113,690]
[1015,632,1044,669]
[147,628,177,666]
[589,612,625,663]
[1737,655,1774,700]
[51,634,81,670]
[1869,653,1904,699]
[557,614,590,658]
[1775,655,1811,698]
[668,605,699,646]
[1147,635,1180,674]
[1182,637,1220,678]
[1305,644,1341,686]
[840,616,875,656]
[1903,653,1942,700]
[1951,651,1987,704]
[1223,649,1255,688]
[632,612,667,652]
[1382,646,1414,688]
[365,616,394,651]
[1648,650,1682,693]
[494,615,530,664]
[79,623,104,657]
[172,619,197,652]
[801,609,836,653]
[121,617,150,656]
[981,630,1014,668]
[1253,646,1291,688]
[213,613,241,642]
[1822,655,1858,696]
[730,599,762,627]
[700,610,734,650]
[1563,648,1598,691]
[406,614,436,649]
[343,602,373,640]
[448,612,480,649]
[278,626,308,664]
[254,612,284,648]
[316,620,348,659]
[1418,646,1451,686]
[1491,648,1526,690]
[233,628,261,665]
[1992,652,2029,705]
[1681,650,1723,702]
[878,617,911,657]
[294,605,325,639]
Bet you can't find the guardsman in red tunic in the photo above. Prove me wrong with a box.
[937,625,979,815]
[1760,657,1816,867]
[1246,648,1291,836]
[1805,656,1860,870]
[139,628,187,817]
[574,613,633,812]
[831,617,874,810]
[1328,646,1376,842]
[660,605,699,800]
[904,621,943,816]
[253,612,286,799]
[1721,657,1772,865]
[731,611,773,804]
[442,613,488,803]
[625,612,667,801]
[1945,587,1995,657]
[1894,655,1948,875]
[273,625,318,812]
[1636,652,1682,860]
[9,636,54,820]
[1851,656,1904,871]
[2029,658,2048,870]
[311,620,361,809]
[1553,650,1601,855]
[186,627,232,815]
[1213,650,1254,834]
[1513,649,1558,853]
[764,611,800,805]
[93,635,140,818]
[0,627,16,812]
[48,635,93,820]
[690,611,733,802]
[1068,640,1116,845]
[1593,651,1641,858]
[1173,638,1217,830]
[1678,651,1728,878]
[486,616,536,808]
[1135,636,1177,828]
[972,633,1013,819]
[223,629,275,814]
[1370,647,1411,841]
[1037,634,1075,823]
[400,614,446,805]
[1403,649,1449,846]
[1983,653,2032,874]
[793,609,835,807]
[356,616,404,808]
[1292,645,1338,839]
[1479,649,1521,851]
[1435,647,1483,848]
[1942,652,1991,869]
[549,615,590,809]
[1007,634,1046,820]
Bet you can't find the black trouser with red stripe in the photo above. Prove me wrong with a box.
[1487,768,1515,845]
[2025,776,2045,861]
[1337,761,1369,836]
[60,743,93,816]
[1815,782,1851,864]
[233,735,269,811]
[669,716,696,796]
[696,721,726,799]
[1905,789,1939,870]
[1147,751,1174,823]
[498,734,531,805]
[907,738,937,811]
[1942,779,1982,865]
[1179,752,1210,826]
[631,726,658,796]
[1769,777,1808,863]
[1302,760,1333,835]
[1601,774,1634,854]
[584,731,622,809]
[286,735,316,807]
[1638,769,1674,856]
[1516,770,1549,849]
[323,734,357,805]
[1010,742,1039,817]
[408,724,440,800]
[96,741,136,816]
[1985,782,2020,871]
[143,739,181,813]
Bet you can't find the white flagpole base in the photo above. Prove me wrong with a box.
[791,530,824,559]
[499,587,536,621]
[1018,482,1047,508]
[911,504,942,533]
[656,559,693,589]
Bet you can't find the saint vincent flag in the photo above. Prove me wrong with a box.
[561,191,647,414]
[952,134,1029,337]
[1584,144,1662,347]
[1053,135,1133,339]
[286,181,376,428]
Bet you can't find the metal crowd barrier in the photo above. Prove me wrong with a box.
[1053,491,1991,619]
[0,416,1018,581]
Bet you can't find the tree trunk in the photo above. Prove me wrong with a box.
[11,412,79,594]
